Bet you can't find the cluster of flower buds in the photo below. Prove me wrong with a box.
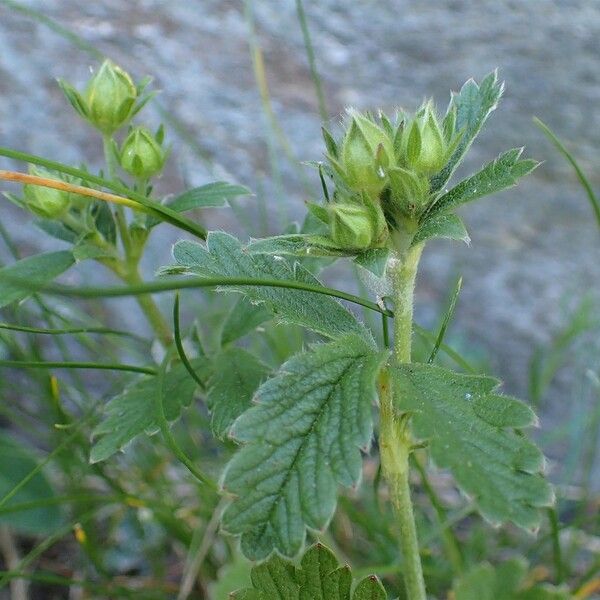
[322,101,462,251]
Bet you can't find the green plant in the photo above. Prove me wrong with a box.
[2,0,599,592]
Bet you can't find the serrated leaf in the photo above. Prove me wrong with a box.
[428,148,538,217]
[454,560,570,600]
[90,358,210,463]
[353,248,390,277]
[431,71,504,193]
[0,432,62,534]
[391,363,553,530]
[207,347,270,439]
[230,543,386,600]
[0,251,75,309]
[221,296,272,346]
[169,232,369,341]
[222,335,387,559]
[412,213,470,246]
[245,234,348,258]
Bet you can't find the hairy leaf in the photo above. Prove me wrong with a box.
[454,560,570,600]
[428,148,538,217]
[412,213,470,246]
[392,363,553,530]
[221,335,387,559]
[168,232,369,341]
[431,71,504,192]
[207,347,269,439]
[0,432,62,534]
[220,296,272,346]
[90,358,210,463]
[353,248,390,277]
[229,543,386,599]
[0,251,75,309]
[245,234,348,258]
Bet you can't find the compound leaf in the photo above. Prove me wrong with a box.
[431,71,504,192]
[90,358,210,463]
[221,335,387,559]
[229,543,386,600]
[428,148,538,217]
[207,347,270,439]
[167,232,369,341]
[392,363,553,530]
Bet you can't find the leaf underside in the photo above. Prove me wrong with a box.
[392,363,553,530]
[229,543,387,600]
[167,232,370,341]
[221,335,387,560]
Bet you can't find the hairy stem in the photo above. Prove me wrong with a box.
[379,242,426,600]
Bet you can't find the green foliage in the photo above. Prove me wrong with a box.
[221,335,387,559]
[90,358,210,463]
[165,232,370,341]
[453,560,570,599]
[206,347,269,439]
[0,432,62,534]
[430,70,504,192]
[220,296,272,345]
[411,213,470,246]
[0,250,75,308]
[229,543,387,599]
[391,363,554,530]
[427,148,539,217]
[166,182,252,212]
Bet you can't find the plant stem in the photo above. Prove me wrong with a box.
[379,242,426,600]
[121,268,172,347]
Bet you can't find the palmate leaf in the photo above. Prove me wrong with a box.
[166,232,370,341]
[391,363,553,530]
[453,560,570,600]
[431,70,504,193]
[427,148,539,218]
[90,358,210,463]
[206,347,270,440]
[229,543,387,600]
[221,335,387,560]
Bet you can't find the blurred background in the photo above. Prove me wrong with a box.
[0,1,599,597]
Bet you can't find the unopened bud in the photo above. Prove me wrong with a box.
[119,127,167,178]
[23,166,71,218]
[329,203,375,250]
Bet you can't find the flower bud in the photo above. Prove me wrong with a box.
[401,102,449,176]
[119,127,167,178]
[84,60,138,134]
[23,166,71,218]
[329,203,376,250]
[337,110,395,198]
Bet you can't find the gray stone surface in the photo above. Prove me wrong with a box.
[0,1,599,468]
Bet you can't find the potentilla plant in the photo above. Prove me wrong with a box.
[0,66,563,599]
